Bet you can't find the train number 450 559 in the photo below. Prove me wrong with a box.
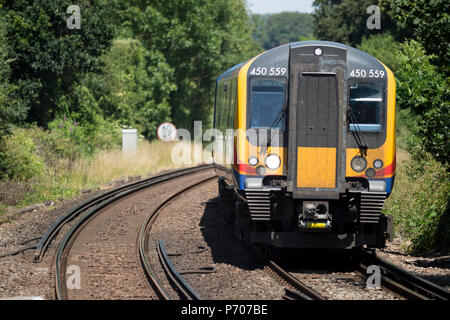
[250,66,287,76]
[349,68,385,78]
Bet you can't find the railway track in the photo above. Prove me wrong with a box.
[44,165,215,300]
[35,165,213,262]
[34,164,449,300]
[360,250,450,300]
[249,245,326,300]
[155,240,202,300]
[136,175,215,301]
[253,246,449,301]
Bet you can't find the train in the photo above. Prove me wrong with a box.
[213,40,395,252]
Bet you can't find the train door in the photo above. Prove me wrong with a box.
[287,45,346,199]
[296,73,338,189]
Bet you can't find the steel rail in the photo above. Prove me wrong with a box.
[267,258,326,300]
[361,251,450,300]
[54,165,214,300]
[157,240,202,300]
[137,175,216,300]
[249,246,326,300]
[283,287,313,300]
[35,164,212,262]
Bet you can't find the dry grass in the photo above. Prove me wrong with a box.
[396,147,410,164]
[0,181,36,206]
[62,140,207,190]
[0,139,211,218]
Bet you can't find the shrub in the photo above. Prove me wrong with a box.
[29,124,82,173]
[80,38,174,139]
[48,85,122,157]
[0,128,46,180]
[395,40,449,165]
[385,151,449,253]
[0,180,36,206]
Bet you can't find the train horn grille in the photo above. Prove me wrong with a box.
[245,190,271,221]
[360,191,387,224]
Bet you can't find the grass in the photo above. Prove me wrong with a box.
[384,148,449,254]
[62,140,188,190]
[0,140,206,220]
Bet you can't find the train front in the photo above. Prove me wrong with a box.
[236,41,395,249]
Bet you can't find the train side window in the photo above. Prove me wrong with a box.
[216,82,222,129]
[249,79,286,130]
[348,82,383,132]
[229,78,236,128]
[214,83,220,129]
[222,81,229,131]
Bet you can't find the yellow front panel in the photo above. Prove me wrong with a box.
[346,62,396,179]
[234,54,287,176]
[297,147,337,188]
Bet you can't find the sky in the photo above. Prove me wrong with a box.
[246,0,314,14]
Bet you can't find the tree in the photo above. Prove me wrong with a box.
[0,0,115,126]
[252,12,314,50]
[117,0,260,130]
[386,0,449,74]
[0,14,25,137]
[357,33,399,71]
[396,40,449,164]
[81,38,175,139]
[312,0,396,46]
[0,14,13,136]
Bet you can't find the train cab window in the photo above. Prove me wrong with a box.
[249,79,286,130]
[349,82,383,132]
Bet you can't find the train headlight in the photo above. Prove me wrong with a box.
[265,154,281,170]
[351,156,367,172]
[256,166,266,176]
[248,157,258,167]
[366,168,376,178]
[373,159,383,169]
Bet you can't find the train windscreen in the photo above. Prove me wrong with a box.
[349,82,383,132]
[249,79,286,130]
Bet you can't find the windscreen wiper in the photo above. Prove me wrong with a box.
[347,108,368,157]
[260,105,286,156]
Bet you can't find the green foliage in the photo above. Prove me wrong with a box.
[47,113,121,157]
[82,38,175,139]
[118,0,261,129]
[20,125,79,173]
[389,0,449,74]
[312,0,396,46]
[0,15,10,133]
[1,0,115,126]
[0,14,25,136]
[385,153,449,253]
[251,12,314,50]
[357,33,399,71]
[0,129,46,180]
[396,40,449,164]
[0,116,120,182]
[395,108,413,151]
[1,0,259,134]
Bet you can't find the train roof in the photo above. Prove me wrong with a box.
[217,40,389,82]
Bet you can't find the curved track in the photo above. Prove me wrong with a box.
[50,165,215,300]
[36,163,449,300]
[35,165,212,263]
